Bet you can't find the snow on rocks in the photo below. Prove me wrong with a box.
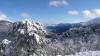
[21,19,45,35]
[2,39,11,44]
[17,19,46,44]
[66,51,100,56]
[34,33,40,44]
[18,29,25,34]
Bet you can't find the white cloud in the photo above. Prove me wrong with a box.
[68,10,79,16]
[62,0,68,6]
[82,10,95,18]
[82,9,100,19]
[0,12,9,21]
[20,13,31,18]
[93,9,100,17]
[49,0,68,7]
[67,9,100,19]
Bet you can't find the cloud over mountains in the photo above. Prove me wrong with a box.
[0,11,9,21]
[68,9,100,19]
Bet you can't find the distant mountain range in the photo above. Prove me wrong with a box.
[47,23,83,33]
[0,18,100,56]
[0,17,100,34]
[47,17,100,33]
[0,20,12,32]
[87,17,100,25]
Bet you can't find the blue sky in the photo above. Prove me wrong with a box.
[0,0,100,24]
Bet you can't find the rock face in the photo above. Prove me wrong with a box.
[0,19,46,56]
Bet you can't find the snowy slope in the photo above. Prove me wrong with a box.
[66,51,100,56]
[12,19,46,44]
[0,19,47,56]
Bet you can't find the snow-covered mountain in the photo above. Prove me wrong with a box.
[11,19,46,44]
[87,17,100,24]
[45,18,100,55]
[47,23,83,33]
[0,18,100,56]
[0,19,47,56]
[67,51,100,56]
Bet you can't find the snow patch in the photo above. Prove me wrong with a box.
[66,51,100,56]
[34,33,40,44]
[2,39,11,44]
[18,19,46,44]
[18,29,25,34]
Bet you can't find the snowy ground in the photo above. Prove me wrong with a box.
[56,51,100,56]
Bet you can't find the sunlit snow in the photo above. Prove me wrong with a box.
[2,39,11,44]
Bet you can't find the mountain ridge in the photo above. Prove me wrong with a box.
[0,18,100,56]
